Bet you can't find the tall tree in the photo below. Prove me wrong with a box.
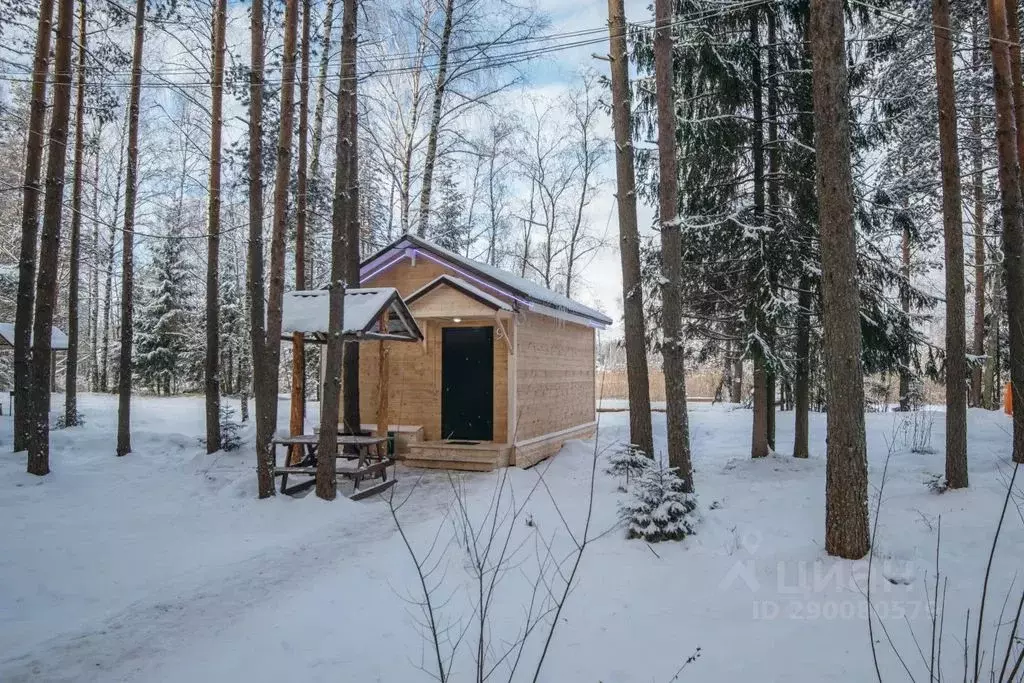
[264,0,299,477]
[64,0,87,427]
[318,0,358,500]
[341,23,362,436]
[932,0,967,488]
[969,13,987,409]
[248,0,274,497]
[749,11,770,459]
[990,0,1024,463]
[415,0,455,235]
[607,0,654,458]
[205,0,227,453]
[290,0,311,461]
[654,0,692,488]
[809,0,869,558]
[26,0,75,475]
[14,0,55,454]
[116,0,146,457]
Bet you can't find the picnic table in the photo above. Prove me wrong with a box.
[271,433,396,499]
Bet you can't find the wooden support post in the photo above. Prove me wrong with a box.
[288,331,305,465]
[376,330,390,453]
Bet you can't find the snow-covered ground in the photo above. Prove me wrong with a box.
[1,393,1021,682]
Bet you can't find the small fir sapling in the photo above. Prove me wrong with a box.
[202,405,242,451]
[620,460,697,542]
[607,443,653,489]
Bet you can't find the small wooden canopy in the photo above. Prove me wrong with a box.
[281,287,422,343]
[0,323,69,350]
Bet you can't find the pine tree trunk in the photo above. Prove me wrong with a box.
[416,0,454,236]
[117,0,146,458]
[765,6,780,452]
[990,0,1024,463]
[793,277,811,458]
[64,0,86,428]
[809,0,870,559]
[654,0,692,489]
[26,0,74,475]
[14,0,55,453]
[607,0,654,457]
[898,223,912,410]
[248,0,273,496]
[205,0,227,454]
[730,333,743,403]
[318,0,358,500]
[290,0,311,463]
[932,0,968,488]
[749,11,769,459]
[342,58,361,435]
[260,0,300,491]
[972,16,989,410]
[88,127,102,393]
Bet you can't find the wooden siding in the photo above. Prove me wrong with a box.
[409,285,503,319]
[357,318,508,443]
[514,312,595,442]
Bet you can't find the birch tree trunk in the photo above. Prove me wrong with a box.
[318,0,358,500]
[116,0,147,458]
[607,0,653,458]
[14,0,55,454]
[810,0,870,559]
[26,0,75,475]
[654,0,692,488]
[205,0,227,454]
[64,0,87,428]
[416,0,455,235]
[932,0,968,488]
[989,0,1024,463]
[308,0,336,281]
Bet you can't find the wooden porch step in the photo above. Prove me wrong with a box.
[404,459,497,472]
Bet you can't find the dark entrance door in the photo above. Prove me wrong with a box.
[441,326,493,441]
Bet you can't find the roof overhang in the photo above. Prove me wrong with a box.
[281,287,422,343]
[0,323,69,350]
[360,235,612,328]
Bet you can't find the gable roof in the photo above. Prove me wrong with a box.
[361,235,612,327]
[0,323,69,350]
[406,274,513,312]
[281,287,422,342]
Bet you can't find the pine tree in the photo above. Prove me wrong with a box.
[429,168,467,252]
[620,460,697,542]
[135,225,193,395]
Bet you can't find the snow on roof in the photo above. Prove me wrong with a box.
[406,274,513,311]
[361,235,612,327]
[0,323,69,350]
[281,287,421,341]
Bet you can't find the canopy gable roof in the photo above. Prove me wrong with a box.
[281,287,422,343]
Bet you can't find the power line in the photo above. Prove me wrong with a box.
[0,0,775,89]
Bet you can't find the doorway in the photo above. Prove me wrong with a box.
[441,326,494,441]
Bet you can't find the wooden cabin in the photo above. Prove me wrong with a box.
[352,235,612,471]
